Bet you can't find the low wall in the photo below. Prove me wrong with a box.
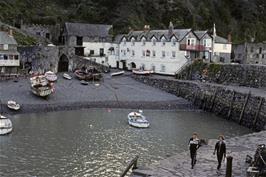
[133,76,266,131]
[176,61,266,88]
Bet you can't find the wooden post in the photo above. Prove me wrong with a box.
[253,97,264,130]
[210,89,218,111]
[227,90,235,119]
[239,91,251,124]
[226,156,233,177]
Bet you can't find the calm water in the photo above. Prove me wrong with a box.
[0,109,251,177]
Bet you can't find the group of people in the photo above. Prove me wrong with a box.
[188,132,227,170]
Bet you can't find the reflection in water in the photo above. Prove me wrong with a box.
[0,109,251,177]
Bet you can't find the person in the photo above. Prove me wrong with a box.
[213,135,226,170]
[189,132,201,169]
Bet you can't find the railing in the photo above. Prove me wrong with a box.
[180,44,207,51]
[174,57,192,75]
[120,156,139,177]
[0,60,20,66]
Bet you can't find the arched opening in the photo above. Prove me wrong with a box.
[58,54,69,72]
[131,62,136,70]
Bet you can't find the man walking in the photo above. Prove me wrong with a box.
[189,132,200,169]
[213,135,227,170]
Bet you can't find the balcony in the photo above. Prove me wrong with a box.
[180,44,210,51]
[0,59,20,66]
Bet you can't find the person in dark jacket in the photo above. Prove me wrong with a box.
[189,132,201,169]
[213,135,227,170]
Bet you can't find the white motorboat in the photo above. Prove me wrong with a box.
[111,71,125,77]
[132,69,154,75]
[0,114,13,135]
[63,73,72,80]
[128,110,150,128]
[7,100,20,111]
[45,71,57,82]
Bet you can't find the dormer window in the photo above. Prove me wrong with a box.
[152,37,156,46]
[141,37,146,46]
[171,37,177,46]
[187,38,196,46]
[161,37,166,46]
[131,38,135,46]
[122,38,127,46]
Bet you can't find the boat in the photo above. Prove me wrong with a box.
[0,114,13,135]
[63,73,72,80]
[80,80,89,85]
[7,100,20,111]
[30,75,53,98]
[45,71,57,82]
[132,69,154,75]
[74,67,102,81]
[128,110,150,128]
[111,71,125,77]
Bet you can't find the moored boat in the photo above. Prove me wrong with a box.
[128,110,150,128]
[111,71,125,77]
[63,73,72,80]
[75,67,102,81]
[80,80,89,85]
[132,69,154,75]
[45,71,57,82]
[30,75,53,98]
[7,100,20,111]
[0,114,13,135]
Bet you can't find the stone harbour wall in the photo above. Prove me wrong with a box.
[133,76,266,131]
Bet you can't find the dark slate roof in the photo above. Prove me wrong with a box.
[0,31,17,45]
[214,35,229,44]
[64,22,112,37]
[194,31,208,39]
[124,29,191,42]
[114,34,126,43]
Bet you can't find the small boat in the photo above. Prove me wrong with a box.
[80,80,89,85]
[132,69,154,75]
[45,71,57,82]
[111,71,125,77]
[128,110,150,128]
[75,67,102,81]
[7,100,20,111]
[63,73,72,80]
[0,114,13,135]
[30,75,53,98]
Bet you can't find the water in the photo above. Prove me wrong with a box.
[0,109,251,177]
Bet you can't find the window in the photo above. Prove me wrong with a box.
[146,50,151,57]
[141,37,146,46]
[132,50,135,56]
[161,37,166,46]
[14,55,19,60]
[9,55,14,60]
[259,47,262,54]
[4,55,8,60]
[187,38,196,46]
[152,50,156,57]
[203,39,212,47]
[171,38,177,46]
[0,54,3,60]
[172,51,176,58]
[256,54,259,58]
[162,51,166,58]
[223,44,227,50]
[142,50,145,57]
[100,48,104,56]
[123,50,126,56]
[36,32,41,36]
[131,38,135,46]
[152,38,156,46]
[46,33,50,39]
[90,50,94,55]
[3,44,8,50]
[151,65,155,71]
[76,36,83,46]
[262,54,265,59]
[161,65,166,72]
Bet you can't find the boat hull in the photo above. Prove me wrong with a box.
[0,117,13,135]
[7,101,20,111]
[111,71,125,76]
[132,70,154,75]
[31,86,53,97]
[63,73,72,80]
[128,112,150,128]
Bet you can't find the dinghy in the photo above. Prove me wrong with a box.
[111,71,125,77]
[7,100,20,111]
[0,114,13,135]
[132,69,154,75]
[30,75,53,98]
[45,71,57,82]
[80,80,89,85]
[128,110,150,128]
[63,73,72,80]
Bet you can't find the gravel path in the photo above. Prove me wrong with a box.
[0,73,191,114]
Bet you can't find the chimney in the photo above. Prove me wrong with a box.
[144,25,150,32]
[227,33,232,43]
[8,28,13,36]
[168,21,174,36]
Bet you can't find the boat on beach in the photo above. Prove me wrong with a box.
[45,71,57,82]
[111,71,125,77]
[132,69,154,75]
[7,100,20,111]
[30,75,54,98]
[74,67,102,81]
[0,114,13,135]
[128,110,150,128]
[63,73,72,80]
[80,80,89,85]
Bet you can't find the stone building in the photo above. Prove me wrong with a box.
[0,30,20,74]
[233,42,266,64]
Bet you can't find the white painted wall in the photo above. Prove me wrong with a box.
[214,43,232,54]
[0,60,20,66]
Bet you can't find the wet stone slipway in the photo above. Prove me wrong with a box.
[131,131,266,177]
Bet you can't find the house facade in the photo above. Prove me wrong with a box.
[233,42,266,64]
[0,30,20,74]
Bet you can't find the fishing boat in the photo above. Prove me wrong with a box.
[132,69,154,75]
[128,110,150,128]
[0,114,13,135]
[30,75,53,98]
[63,73,72,80]
[75,67,102,81]
[80,80,89,85]
[7,100,20,111]
[111,71,125,77]
[45,71,57,82]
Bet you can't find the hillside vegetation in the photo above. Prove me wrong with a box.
[0,0,266,42]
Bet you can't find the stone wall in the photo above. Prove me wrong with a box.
[133,75,266,131]
[176,61,266,88]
